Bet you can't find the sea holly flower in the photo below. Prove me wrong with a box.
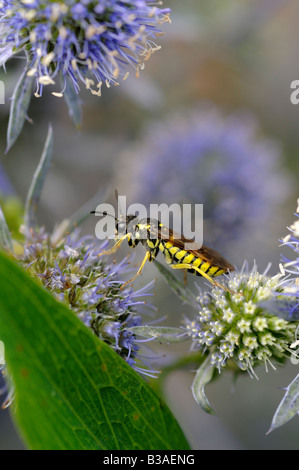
[135,261,299,414]
[127,107,290,255]
[0,126,158,401]
[263,201,299,433]
[0,0,170,97]
[184,263,298,380]
[0,1,171,149]
[280,199,299,280]
[14,225,156,376]
[262,200,299,321]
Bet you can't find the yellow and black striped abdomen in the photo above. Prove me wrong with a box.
[159,240,226,277]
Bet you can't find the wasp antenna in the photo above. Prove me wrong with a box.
[90,210,117,220]
[90,210,104,215]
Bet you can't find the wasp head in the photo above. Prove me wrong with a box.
[115,214,138,236]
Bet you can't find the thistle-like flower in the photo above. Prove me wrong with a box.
[265,201,299,433]
[126,107,290,254]
[184,263,298,378]
[0,127,159,408]
[0,0,170,97]
[0,224,157,408]
[15,224,155,375]
[270,199,299,320]
[281,199,299,277]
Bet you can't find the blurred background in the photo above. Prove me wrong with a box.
[0,0,299,450]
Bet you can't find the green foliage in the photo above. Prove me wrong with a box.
[268,372,299,434]
[191,353,215,415]
[0,252,189,450]
[63,76,82,129]
[129,326,190,343]
[0,197,23,241]
[0,205,12,251]
[24,124,53,229]
[6,68,33,152]
[154,261,198,309]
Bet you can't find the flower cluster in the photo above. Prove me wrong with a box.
[0,0,170,96]
[127,107,290,252]
[184,263,298,377]
[277,199,299,318]
[16,224,155,375]
[281,200,299,277]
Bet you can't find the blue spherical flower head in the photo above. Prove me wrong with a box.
[184,262,298,379]
[0,0,171,97]
[0,225,158,408]
[15,225,156,376]
[129,107,290,254]
[281,199,299,277]
[273,199,299,321]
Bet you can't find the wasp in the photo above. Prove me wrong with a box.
[92,211,234,291]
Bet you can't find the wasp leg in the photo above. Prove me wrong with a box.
[170,263,230,292]
[97,233,130,258]
[121,251,151,289]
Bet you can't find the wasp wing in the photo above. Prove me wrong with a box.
[144,219,234,273]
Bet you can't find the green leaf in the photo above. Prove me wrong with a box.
[129,326,190,343]
[6,69,34,152]
[24,124,53,230]
[0,252,189,450]
[63,77,82,129]
[267,372,299,434]
[0,204,12,251]
[191,353,215,414]
[154,261,198,309]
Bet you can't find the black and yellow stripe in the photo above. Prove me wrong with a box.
[97,216,233,290]
[156,239,226,278]
[135,222,228,280]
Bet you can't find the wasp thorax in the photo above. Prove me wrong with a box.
[116,215,138,237]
